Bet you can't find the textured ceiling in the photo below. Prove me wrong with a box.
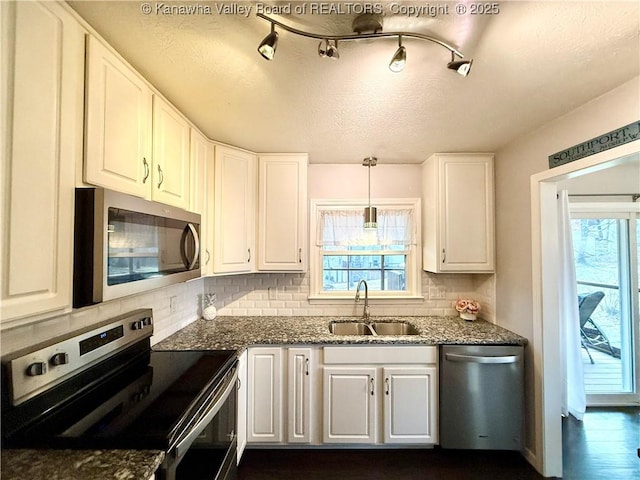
[68,1,640,164]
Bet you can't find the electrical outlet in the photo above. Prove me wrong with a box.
[268,287,277,300]
[170,296,178,314]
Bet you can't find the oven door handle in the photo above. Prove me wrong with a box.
[175,368,238,459]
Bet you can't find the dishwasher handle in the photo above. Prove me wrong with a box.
[445,352,520,364]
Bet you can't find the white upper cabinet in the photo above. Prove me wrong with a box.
[257,154,308,271]
[84,35,152,198]
[422,153,495,273]
[1,0,84,321]
[213,145,257,274]
[151,96,190,209]
[190,129,213,272]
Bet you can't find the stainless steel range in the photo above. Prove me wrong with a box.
[1,309,238,480]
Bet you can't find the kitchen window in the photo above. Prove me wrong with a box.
[309,199,422,300]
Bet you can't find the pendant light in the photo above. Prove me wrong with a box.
[363,156,378,229]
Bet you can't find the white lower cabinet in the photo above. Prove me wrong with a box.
[383,366,438,444]
[246,347,283,443]
[236,350,247,464]
[287,347,313,443]
[323,367,378,443]
[322,346,438,445]
[245,346,317,446]
[242,345,437,450]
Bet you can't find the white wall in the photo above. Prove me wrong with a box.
[494,76,640,462]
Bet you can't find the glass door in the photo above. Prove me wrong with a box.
[571,211,639,405]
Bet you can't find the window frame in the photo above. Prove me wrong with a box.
[309,198,422,301]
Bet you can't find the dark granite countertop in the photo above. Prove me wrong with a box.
[0,449,165,480]
[154,315,527,351]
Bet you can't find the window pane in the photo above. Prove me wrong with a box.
[349,270,382,290]
[572,217,631,394]
[323,255,347,269]
[348,255,381,269]
[323,270,348,290]
[384,255,405,269]
[384,270,405,290]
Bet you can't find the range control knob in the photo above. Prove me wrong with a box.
[142,317,153,327]
[26,362,47,377]
[50,352,69,366]
[131,320,144,331]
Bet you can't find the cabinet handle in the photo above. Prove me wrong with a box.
[157,165,164,188]
[305,357,309,376]
[385,378,390,395]
[298,248,302,263]
[237,378,241,390]
[370,377,374,396]
[442,248,446,263]
[143,158,150,183]
[247,248,251,263]
[205,250,211,265]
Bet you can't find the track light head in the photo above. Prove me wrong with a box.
[447,54,473,76]
[318,39,340,59]
[389,36,406,73]
[258,24,278,60]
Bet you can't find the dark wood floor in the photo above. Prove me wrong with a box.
[238,448,543,480]
[562,407,639,480]
[238,408,640,480]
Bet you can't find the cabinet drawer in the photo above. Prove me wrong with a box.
[323,346,437,365]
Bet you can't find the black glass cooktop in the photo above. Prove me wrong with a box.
[2,348,237,450]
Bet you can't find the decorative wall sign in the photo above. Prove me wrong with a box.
[548,121,640,168]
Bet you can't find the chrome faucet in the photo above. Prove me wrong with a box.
[355,279,370,321]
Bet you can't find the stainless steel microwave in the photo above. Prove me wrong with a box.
[73,188,200,308]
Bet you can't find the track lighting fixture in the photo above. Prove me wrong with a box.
[447,51,473,76]
[257,23,278,60]
[363,156,378,229]
[318,39,340,59]
[389,35,406,73]
[256,13,473,76]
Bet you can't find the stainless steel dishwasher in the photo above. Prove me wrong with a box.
[440,345,524,450]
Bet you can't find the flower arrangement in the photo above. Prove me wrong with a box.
[454,299,480,320]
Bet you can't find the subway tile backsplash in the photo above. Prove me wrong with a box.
[1,272,495,356]
[1,279,204,356]
[205,272,495,321]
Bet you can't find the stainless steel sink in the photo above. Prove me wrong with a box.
[328,321,419,336]
[329,321,374,335]
[370,321,419,336]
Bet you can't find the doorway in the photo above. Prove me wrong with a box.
[571,208,639,404]
[531,142,640,477]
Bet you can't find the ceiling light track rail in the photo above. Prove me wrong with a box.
[256,12,464,58]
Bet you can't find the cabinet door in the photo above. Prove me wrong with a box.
[152,96,190,209]
[189,128,210,215]
[287,348,312,443]
[236,350,247,464]
[1,0,84,321]
[439,154,494,271]
[422,153,494,273]
[247,347,283,443]
[322,367,377,443]
[213,146,256,274]
[189,130,212,272]
[84,35,152,198]
[257,154,308,271]
[383,367,438,444]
